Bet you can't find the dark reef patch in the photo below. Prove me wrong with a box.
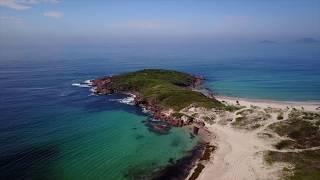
[135,134,145,140]
[124,161,159,180]
[200,144,216,161]
[152,143,206,180]
[188,163,205,180]
[144,118,171,135]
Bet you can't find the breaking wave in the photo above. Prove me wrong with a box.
[109,94,136,105]
[72,80,97,95]
[71,83,91,88]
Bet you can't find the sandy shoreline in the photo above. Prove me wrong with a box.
[191,96,320,180]
[216,96,320,112]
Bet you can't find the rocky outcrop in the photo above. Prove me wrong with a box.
[92,74,204,128]
[192,75,204,89]
[91,77,114,94]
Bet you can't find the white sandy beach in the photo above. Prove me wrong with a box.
[195,96,320,180]
[216,96,320,112]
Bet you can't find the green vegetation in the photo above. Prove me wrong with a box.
[289,110,320,120]
[223,105,242,112]
[172,112,194,121]
[202,116,215,124]
[265,150,320,180]
[191,113,198,117]
[274,139,299,150]
[277,112,284,120]
[236,109,254,115]
[268,111,320,148]
[171,112,185,118]
[302,111,320,120]
[108,69,224,111]
[265,110,320,179]
[232,108,270,129]
[264,107,283,114]
[232,116,262,129]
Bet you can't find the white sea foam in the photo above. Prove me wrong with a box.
[84,80,92,85]
[150,118,160,122]
[88,87,97,96]
[119,96,135,105]
[72,83,91,88]
[72,80,138,104]
[109,94,136,105]
[142,107,150,113]
[89,86,97,93]
[72,80,93,88]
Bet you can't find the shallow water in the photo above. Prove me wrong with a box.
[0,89,197,179]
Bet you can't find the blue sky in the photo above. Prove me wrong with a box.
[1,0,320,47]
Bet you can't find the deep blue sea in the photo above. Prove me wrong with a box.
[0,43,320,179]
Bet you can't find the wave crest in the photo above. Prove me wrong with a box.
[110,94,136,105]
[72,80,97,95]
[71,83,90,88]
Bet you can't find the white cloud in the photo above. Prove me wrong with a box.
[0,0,59,10]
[43,11,62,18]
[0,0,30,10]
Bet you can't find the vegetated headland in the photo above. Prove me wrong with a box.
[92,69,320,180]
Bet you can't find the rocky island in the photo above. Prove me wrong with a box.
[92,69,320,180]
[92,69,232,128]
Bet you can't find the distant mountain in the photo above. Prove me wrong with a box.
[296,37,319,43]
[260,40,276,44]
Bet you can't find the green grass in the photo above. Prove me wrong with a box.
[265,110,320,179]
[268,111,320,148]
[274,140,299,150]
[277,113,284,120]
[223,105,241,112]
[265,150,320,180]
[172,112,185,118]
[108,69,224,111]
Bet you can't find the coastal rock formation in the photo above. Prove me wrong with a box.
[92,69,224,129]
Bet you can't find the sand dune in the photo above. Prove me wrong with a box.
[194,97,320,180]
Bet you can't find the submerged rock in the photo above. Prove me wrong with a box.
[144,118,171,135]
[193,126,200,135]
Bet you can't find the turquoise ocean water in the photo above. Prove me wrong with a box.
[0,43,320,179]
